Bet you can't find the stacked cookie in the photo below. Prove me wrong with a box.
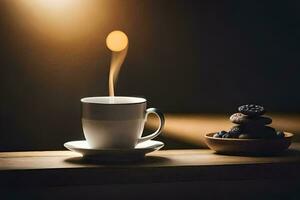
[214,104,284,139]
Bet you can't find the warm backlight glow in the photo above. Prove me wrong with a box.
[12,0,107,42]
[106,31,128,52]
[29,0,76,11]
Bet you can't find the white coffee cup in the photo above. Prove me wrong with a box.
[81,96,165,149]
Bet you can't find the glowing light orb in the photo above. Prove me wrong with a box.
[106,31,128,52]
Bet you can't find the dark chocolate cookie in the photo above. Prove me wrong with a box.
[238,104,265,117]
[228,125,243,138]
[230,113,272,125]
[243,126,277,139]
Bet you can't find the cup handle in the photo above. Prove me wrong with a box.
[137,108,165,143]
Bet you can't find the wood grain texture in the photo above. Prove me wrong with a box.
[146,114,300,147]
[1,143,300,186]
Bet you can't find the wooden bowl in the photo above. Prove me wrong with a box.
[205,132,293,155]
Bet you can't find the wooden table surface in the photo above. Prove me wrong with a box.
[1,143,300,187]
[147,114,300,147]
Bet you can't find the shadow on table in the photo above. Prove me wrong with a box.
[64,155,171,165]
[212,148,300,157]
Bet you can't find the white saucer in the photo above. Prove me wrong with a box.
[64,140,164,161]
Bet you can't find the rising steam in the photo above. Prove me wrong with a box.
[106,31,128,97]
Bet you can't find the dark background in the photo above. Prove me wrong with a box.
[1,0,299,151]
